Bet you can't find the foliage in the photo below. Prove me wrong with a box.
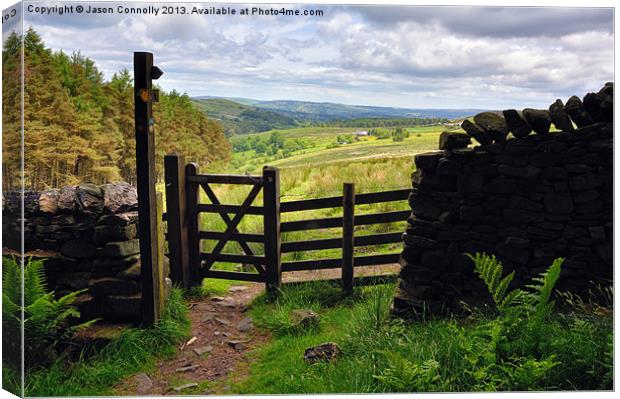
[2,256,97,370]
[193,98,298,136]
[391,127,409,142]
[2,28,231,190]
[467,252,564,356]
[230,131,310,158]
[24,287,190,396]
[232,257,611,394]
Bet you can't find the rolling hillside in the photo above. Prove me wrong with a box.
[192,98,298,136]
[193,95,484,122]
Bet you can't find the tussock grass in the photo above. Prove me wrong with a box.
[231,280,613,394]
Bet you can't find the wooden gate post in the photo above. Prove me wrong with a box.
[164,153,191,289]
[342,183,355,294]
[185,163,201,286]
[134,52,164,326]
[263,166,281,296]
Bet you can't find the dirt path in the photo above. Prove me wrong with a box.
[117,282,267,396]
[116,264,399,395]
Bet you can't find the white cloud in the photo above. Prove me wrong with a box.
[18,3,614,109]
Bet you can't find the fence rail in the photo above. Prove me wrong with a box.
[163,154,410,294]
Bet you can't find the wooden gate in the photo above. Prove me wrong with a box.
[163,153,409,294]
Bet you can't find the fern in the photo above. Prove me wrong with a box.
[526,258,563,324]
[466,253,530,312]
[2,256,21,304]
[23,257,47,307]
[2,256,97,370]
[469,252,565,357]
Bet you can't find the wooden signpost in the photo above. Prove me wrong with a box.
[134,52,164,326]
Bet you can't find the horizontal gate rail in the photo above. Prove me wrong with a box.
[281,196,342,212]
[355,232,403,246]
[282,258,342,272]
[281,216,342,232]
[187,174,263,185]
[282,237,342,253]
[355,189,410,205]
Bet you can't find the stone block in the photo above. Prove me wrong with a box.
[90,277,139,297]
[461,119,493,145]
[436,158,461,175]
[414,151,443,172]
[402,233,437,249]
[502,109,532,139]
[564,95,593,128]
[93,223,138,245]
[543,192,574,214]
[105,294,141,319]
[473,112,508,142]
[409,195,441,220]
[39,190,60,214]
[523,108,551,135]
[60,239,96,258]
[101,182,138,214]
[483,176,516,194]
[439,132,471,150]
[98,239,140,257]
[117,261,141,281]
[76,183,104,216]
[548,99,574,132]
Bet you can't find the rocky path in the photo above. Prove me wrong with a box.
[116,263,399,395]
[116,282,268,396]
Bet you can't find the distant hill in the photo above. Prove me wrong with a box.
[254,100,482,121]
[192,98,298,136]
[193,96,483,121]
[192,96,484,135]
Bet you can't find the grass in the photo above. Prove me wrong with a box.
[228,124,449,173]
[229,280,613,394]
[22,287,190,397]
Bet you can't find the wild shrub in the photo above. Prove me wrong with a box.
[2,256,97,370]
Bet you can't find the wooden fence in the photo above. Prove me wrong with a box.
[163,153,409,294]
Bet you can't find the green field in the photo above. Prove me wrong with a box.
[227,124,454,174]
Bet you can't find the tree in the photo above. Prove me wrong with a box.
[2,29,232,190]
[392,127,406,142]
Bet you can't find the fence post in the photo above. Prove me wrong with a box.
[342,183,355,294]
[164,153,191,289]
[134,51,163,326]
[263,166,281,296]
[185,163,201,286]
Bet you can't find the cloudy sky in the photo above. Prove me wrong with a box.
[3,1,615,109]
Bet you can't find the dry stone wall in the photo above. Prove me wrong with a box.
[394,83,613,317]
[2,182,157,322]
